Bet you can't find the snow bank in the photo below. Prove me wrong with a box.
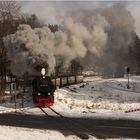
[55,76,140,112]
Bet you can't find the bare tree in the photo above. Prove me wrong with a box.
[24,14,42,28]
[70,60,83,75]
[0,1,21,21]
[0,1,21,94]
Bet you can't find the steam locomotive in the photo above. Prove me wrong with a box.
[32,76,55,107]
[32,75,83,107]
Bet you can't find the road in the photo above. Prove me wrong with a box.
[0,113,140,139]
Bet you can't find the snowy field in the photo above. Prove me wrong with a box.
[0,75,140,140]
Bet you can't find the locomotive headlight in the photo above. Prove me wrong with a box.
[38,93,41,96]
[48,92,51,95]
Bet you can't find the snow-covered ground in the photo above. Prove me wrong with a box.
[0,125,137,140]
[0,125,87,140]
[51,76,140,120]
[0,75,140,140]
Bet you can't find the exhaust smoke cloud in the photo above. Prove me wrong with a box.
[3,2,136,76]
[4,15,108,75]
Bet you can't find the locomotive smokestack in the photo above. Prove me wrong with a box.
[41,68,46,78]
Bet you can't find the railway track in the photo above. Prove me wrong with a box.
[39,106,104,139]
[39,107,89,139]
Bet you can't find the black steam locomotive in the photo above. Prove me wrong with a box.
[32,76,55,107]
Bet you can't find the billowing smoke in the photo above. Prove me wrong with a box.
[82,3,135,75]
[3,2,136,76]
[99,3,135,75]
[4,25,56,75]
[4,14,108,75]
